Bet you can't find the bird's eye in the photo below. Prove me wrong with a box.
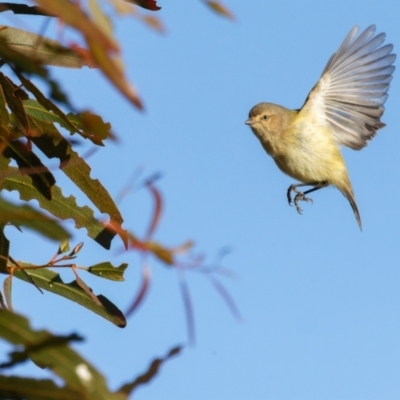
[263,115,269,120]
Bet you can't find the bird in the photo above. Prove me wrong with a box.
[245,25,395,230]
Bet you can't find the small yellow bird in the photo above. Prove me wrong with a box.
[246,25,395,229]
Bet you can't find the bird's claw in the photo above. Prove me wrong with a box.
[287,185,314,215]
[287,185,295,205]
[293,192,313,215]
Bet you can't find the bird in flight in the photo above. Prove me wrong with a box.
[246,25,396,229]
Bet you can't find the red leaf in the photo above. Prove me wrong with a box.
[125,0,161,11]
[145,180,163,240]
[35,0,143,109]
[125,265,151,317]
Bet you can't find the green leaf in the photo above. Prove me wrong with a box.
[0,376,81,400]
[27,115,122,223]
[12,266,126,327]
[0,309,124,400]
[88,262,128,281]
[24,98,71,128]
[0,71,28,129]
[3,274,12,310]
[23,99,113,142]
[0,167,114,249]
[4,140,55,200]
[67,110,113,141]
[0,25,96,68]
[0,32,72,107]
[0,224,9,272]
[0,83,10,126]
[58,238,70,254]
[18,77,100,144]
[0,196,70,241]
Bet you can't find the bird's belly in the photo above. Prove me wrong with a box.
[274,154,329,182]
[273,128,346,184]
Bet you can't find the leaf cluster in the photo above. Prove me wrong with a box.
[0,0,235,398]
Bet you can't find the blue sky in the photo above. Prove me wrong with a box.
[2,1,400,399]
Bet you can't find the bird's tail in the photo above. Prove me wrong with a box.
[339,182,362,230]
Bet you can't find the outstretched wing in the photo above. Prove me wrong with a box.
[299,25,396,150]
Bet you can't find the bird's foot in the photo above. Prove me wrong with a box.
[293,192,313,214]
[287,184,313,214]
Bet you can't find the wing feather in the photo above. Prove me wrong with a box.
[300,25,396,150]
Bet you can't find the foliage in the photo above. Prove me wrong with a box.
[0,0,235,398]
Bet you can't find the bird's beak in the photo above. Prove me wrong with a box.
[245,119,254,125]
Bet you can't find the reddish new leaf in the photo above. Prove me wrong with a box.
[35,0,143,109]
[117,345,182,396]
[141,15,165,33]
[34,1,117,52]
[125,0,161,11]
[125,264,151,317]
[145,180,162,240]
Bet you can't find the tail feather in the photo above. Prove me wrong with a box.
[341,186,362,230]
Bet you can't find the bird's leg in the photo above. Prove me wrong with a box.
[287,183,316,207]
[287,181,328,214]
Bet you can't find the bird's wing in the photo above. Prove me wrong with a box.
[299,25,396,150]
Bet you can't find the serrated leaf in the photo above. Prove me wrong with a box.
[88,262,128,281]
[0,167,115,249]
[68,111,113,141]
[4,140,55,200]
[26,118,124,236]
[12,267,126,327]
[16,74,101,144]
[23,99,112,143]
[0,196,70,241]
[0,309,124,399]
